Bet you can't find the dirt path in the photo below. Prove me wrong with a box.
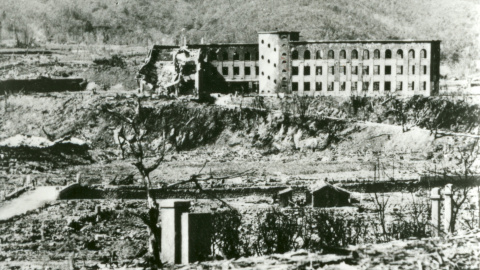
[0,186,59,220]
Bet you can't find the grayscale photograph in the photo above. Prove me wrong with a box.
[0,0,479,269]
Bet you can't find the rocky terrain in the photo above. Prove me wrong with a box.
[0,48,479,268]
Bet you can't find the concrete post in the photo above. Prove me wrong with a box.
[430,187,441,236]
[25,175,31,187]
[443,184,454,234]
[478,188,480,229]
[181,213,213,264]
[76,173,81,184]
[160,200,191,264]
[95,205,101,214]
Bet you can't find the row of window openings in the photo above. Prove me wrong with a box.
[291,49,427,60]
[212,51,258,61]
[222,66,259,76]
[292,65,427,76]
[292,81,428,91]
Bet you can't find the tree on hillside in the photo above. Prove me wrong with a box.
[105,98,165,266]
[105,98,251,267]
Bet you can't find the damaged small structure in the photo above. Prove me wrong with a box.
[138,31,441,97]
[277,188,293,207]
[306,182,350,207]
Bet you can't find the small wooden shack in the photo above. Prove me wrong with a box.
[307,182,350,207]
[277,188,293,207]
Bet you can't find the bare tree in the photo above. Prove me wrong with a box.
[106,98,253,267]
[106,97,165,267]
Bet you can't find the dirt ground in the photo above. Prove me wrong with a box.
[1,46,480,269]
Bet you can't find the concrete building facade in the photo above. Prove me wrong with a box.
[139,31,440,97]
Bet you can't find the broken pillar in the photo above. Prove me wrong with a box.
[160,199,191,264]
[430,187,441,236]
[443,184,453,233]
[25,175,31,187]
[278,188,293,207]
[76,173,81,184]
[181,213,213,264]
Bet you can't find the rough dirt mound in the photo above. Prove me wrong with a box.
[0,135,92,167]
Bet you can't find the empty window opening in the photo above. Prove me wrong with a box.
[282,60,287,64]
[420,49,427,58]
[261,40,264,44]
[423,65,427,74]
[316,66,322,75]
[385,49,392,59]
[363,50,370,60]
[233,52,239,61]
[397,66,403,75]
[233,67,240,75]
[304,50,311,60]
[268,59,270,63]
[244,52,251,61]
[409,81,415,90]
[373,81,380,91]
[385,66,391,75]
[274,79,277,84]
[274,63,276,67]
[261,72,264,76]
[292,50,299,60]
[397,49,403,59]
[411,65,415,75]
[210,51,217,61]
[422,81,427,90]
[352,66,358,75]
[328,50,334,59]
[396,81,403,91]
[267,76,270,80]
[292,82,298,91]
[352,82,358,91]
[222,52,229,61]
[316,50,323,59]
[328,82,334,91]
[329,66,335,75]
[282,77,287,81]
[268,43,271,48]
[245,67,251,76]
[385,81,391,91]
[409,49,415,59]
[363,66,369,75]
[274,48,276,52]
[256,67,259,75]
[304,66,311,76]
[340,66,346,75]
[340,50,346,59]
[316,82,322,91]
[222,67,229,76]
[292,66,299,75]
[363,82,369,91]
[261,55,264,60]
[374,65,380,75]
[351,50,358,59]
[304,82,311,91]
[282,69,287,73]
[340,82,346,91]
[282,52,287,58]
[374,49,380,59]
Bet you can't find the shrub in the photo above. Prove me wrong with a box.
[212,210,243,259]
[312,210,369,248]
[254,208,298,255]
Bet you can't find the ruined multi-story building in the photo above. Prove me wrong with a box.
[139,31,441,97]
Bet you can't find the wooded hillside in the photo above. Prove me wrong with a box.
[0,0,478,66]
